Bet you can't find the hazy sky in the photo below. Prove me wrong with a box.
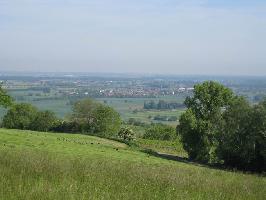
[1,0,266,75]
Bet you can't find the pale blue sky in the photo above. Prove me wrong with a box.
[0,0,266,75]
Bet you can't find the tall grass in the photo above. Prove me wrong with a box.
[0,129,265,200]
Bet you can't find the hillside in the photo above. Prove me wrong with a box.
[0,128,265,200]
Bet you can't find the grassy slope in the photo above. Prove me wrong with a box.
[136,138,188,157]
[0,129,265,200]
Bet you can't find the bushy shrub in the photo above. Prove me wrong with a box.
[2,103,58,132]
[118,127,135,142]
[50,120,82,133]
[143,124,176,141]
[30,110,58,132]
[2,103,38,130]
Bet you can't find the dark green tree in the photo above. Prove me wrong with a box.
[30,110,58,132]
[249,100,266,171]
[216,97,266,171]
[2,103,38,130]
[216,97,252,167]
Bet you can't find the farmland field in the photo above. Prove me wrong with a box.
[0,128,265,200]
[102,97,184,126]
[5,89,185,126]
[4,75,266,127]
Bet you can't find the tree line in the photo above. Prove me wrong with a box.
[0,84,175,143]
[0,85,123,139]
[144,100,185,110]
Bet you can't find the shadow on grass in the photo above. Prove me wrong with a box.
[141,148,195,165]
[140,148,266,175]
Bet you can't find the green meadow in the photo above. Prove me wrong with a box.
[0,128,265,200]
[6,89,185,125]
[97,97,184,126]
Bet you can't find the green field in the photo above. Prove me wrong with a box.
[97,97,184,126]
[0,129,265,199]
[6,90,185,125]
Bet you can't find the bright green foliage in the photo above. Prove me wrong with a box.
[185,81,234,120]
[0,85,13,108]
[118,127,135,142]
[30,110,58,132]
[143,124,176,141]
[71,98,121,137]
[2,103,38,129]
[179,81,235,162]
